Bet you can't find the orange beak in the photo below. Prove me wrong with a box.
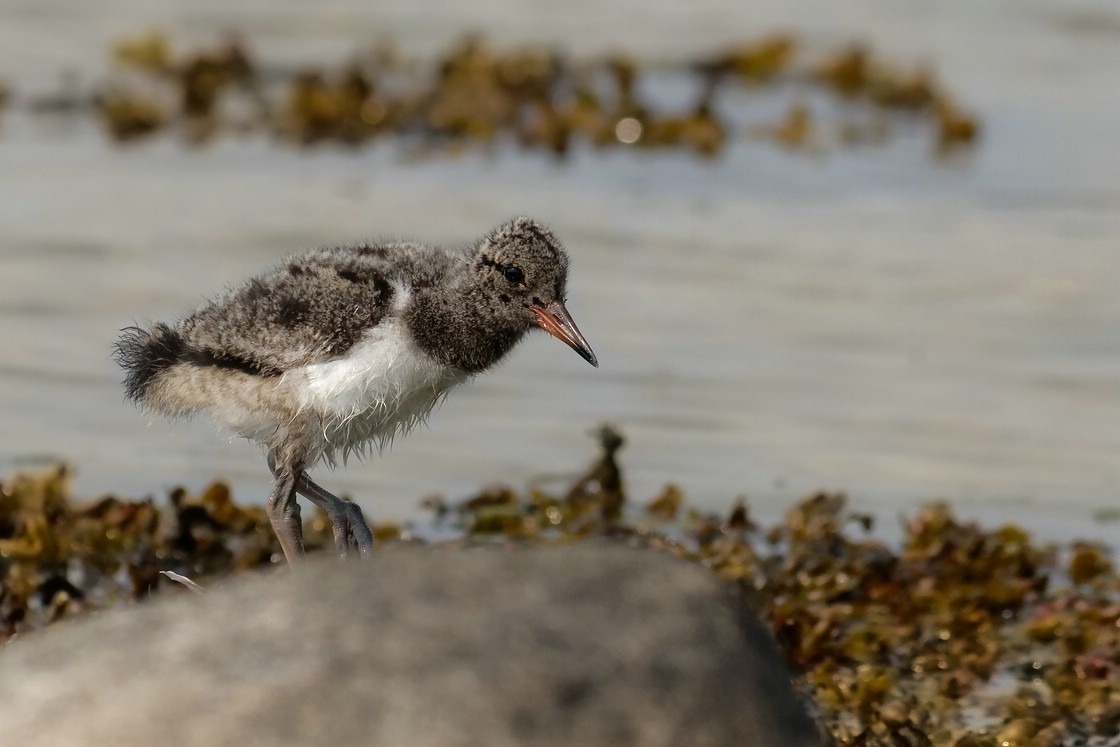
[530,300,598,367]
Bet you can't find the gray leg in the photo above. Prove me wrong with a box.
[267,455,374,558]
[266,460,304,565]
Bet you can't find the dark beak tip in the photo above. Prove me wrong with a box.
[531,301,599,369]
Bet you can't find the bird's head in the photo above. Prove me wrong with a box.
[470,217,598,367]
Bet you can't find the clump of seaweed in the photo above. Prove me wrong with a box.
[0,464,349,635]
[2,427,1113,745]
[17,30,978,159]
[97,90,167,141]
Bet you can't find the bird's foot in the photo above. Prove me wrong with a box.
[297,473,375,559]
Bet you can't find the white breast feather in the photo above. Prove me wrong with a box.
[284,287,464,463]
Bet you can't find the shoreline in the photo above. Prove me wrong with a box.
[1,437,1117,744]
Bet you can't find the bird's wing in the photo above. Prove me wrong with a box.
[177,251,398,375]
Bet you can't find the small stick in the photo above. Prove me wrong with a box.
[160,570,206,594]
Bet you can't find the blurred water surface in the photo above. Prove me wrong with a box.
[2,0,1119,539]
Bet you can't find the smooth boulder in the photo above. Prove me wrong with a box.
[0,542,821,746]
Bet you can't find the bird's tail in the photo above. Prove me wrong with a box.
[113,323,185,406]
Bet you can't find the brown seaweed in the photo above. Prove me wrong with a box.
[3,425,1111,745]
[15,31,981,160]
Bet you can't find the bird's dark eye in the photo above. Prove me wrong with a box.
[503,266,524,284]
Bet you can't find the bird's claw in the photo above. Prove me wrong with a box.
[326,500,375,558]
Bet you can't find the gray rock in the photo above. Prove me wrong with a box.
[0,543,821,747]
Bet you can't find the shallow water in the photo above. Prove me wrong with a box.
[2,0,1119,541]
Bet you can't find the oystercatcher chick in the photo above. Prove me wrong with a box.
[114,217,597,564]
